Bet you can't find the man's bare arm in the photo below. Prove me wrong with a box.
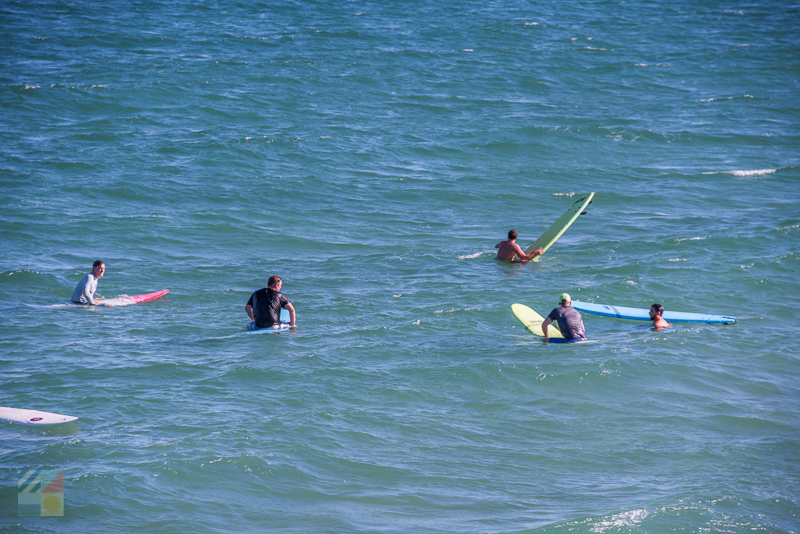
[526,248,544,261]
[541,317,552,341]
[286,302,296,327]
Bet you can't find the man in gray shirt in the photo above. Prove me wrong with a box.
[72,261,107,305]
[542,293,587,341]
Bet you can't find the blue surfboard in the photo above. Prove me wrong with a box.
[572,301,736,324]
[247,309,292,331]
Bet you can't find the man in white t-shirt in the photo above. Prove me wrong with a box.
[71,260,108,306]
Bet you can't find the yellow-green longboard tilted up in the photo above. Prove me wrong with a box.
[525,193,595,258]
[512,303,564,338]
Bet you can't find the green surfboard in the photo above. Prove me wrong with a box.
[511,303,564,338]
[525,193,595,259]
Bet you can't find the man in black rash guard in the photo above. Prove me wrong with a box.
[541,293,587,342]
[245,275,296,329]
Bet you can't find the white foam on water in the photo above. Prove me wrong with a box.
[590,508,649,532]
[703,168,776,177]
[100,296,137,307]
[457,251,487,260]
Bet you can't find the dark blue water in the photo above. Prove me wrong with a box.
[1,1,799,532]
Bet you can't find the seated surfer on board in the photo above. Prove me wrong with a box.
[71,260,113,306]
[542,293,587,342]
[649,304,671,331]
[246,275,296,329]
[495,230,544,262]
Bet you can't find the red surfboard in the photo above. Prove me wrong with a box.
[129,289,170,304]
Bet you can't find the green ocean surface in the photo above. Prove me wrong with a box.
[1,1,799,532]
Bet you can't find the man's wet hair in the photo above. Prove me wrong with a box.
[651,304,664,315]
[93,260,104,269]
[508,229,518,240]
[268,275,282,288]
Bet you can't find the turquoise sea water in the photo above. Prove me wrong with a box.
[2,1,799,532]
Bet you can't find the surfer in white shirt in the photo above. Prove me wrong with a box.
[495,229,544,262]
[71,261,111,306]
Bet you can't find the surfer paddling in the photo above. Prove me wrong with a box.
[71,260,112,306]
[649,304,671,331]
[542,293,587,342]
[495,230,544,262]
[246,275,296,329]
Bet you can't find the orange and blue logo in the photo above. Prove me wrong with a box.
[18,469,64,516]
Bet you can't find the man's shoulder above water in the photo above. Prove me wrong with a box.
[495,240,523,261]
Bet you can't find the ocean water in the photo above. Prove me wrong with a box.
[1,0,799,532]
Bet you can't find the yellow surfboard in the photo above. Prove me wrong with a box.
[525,193,595,258]
[511,303,564,338]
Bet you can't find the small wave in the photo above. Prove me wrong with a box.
[667,258,686,262]
[4,269,43,276]
[457,251,487,260]
[552,192,576,197]
[590,509,648,532]
[728,169,776,177]
[676,236,708,243]
[702,169,776,177]
[700,94,756,103]
[434,307,480,314]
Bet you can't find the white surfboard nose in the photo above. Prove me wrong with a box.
[0,407,78,426]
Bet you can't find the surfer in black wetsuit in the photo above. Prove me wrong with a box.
[542,293,587,342]
[245,275,296,329]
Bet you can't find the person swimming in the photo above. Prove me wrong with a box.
[649,304,671,330]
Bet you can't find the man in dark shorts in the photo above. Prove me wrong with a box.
[541,293,587,342]
[245,275,296,329]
